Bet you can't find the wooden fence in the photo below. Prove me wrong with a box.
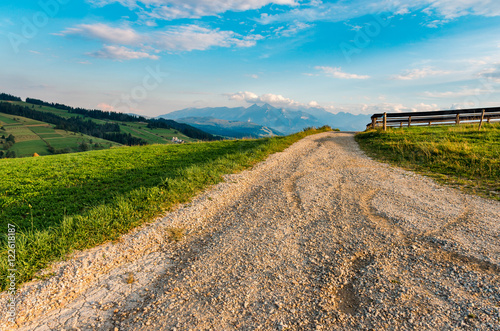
[367,107,500,131]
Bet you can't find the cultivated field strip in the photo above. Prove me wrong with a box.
[3,132,499,330]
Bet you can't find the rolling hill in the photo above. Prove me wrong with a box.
[0,112,120,157]
[0,93,220,158]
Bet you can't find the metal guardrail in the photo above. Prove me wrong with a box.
[367,107,500,131]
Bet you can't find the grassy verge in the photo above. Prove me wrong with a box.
[0,127,331,290]
[355,123,500,200]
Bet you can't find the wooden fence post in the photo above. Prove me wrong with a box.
[383,112,387,131]
[479,109,485,131]
[455,113,460,125]
[408,116,412,127]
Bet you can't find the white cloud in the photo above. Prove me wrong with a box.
[273,21,313,37]
[424,19,449,28]
[478,65,500,82]
[58,23,140,44]
[98,102,145,113]
[393,67,452,80]
[425,0,500,19]
[155,25,261,51]
[315,66,370,79]
[97,103,115,112]
[58,23,261,59]
[258,0,500,25]
[423,87,493,98]
[227,91,313,109]
[89,45,159,60]
[89,0,298,20]
[354,102,440,114]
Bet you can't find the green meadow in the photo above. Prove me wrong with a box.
[0,112,120,157]
[355,123,500,200]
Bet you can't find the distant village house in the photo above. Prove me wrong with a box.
[172,136,184,144]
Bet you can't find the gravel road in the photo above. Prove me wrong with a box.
[3,132,500,330]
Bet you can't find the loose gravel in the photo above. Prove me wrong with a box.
[1,132,499,330]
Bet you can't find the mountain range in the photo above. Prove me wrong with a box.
[173,117,283,138]
[159,104,370,134]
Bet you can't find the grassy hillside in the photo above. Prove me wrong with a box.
[0,112,119,157]
[355,123,500,200]
[0,127,331,290]
[3,100,196,146]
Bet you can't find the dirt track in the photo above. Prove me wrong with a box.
[4,132,500,330]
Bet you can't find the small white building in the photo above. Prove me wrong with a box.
[172,136,184,144]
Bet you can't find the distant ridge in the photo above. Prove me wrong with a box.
[159,103,370,133]
[175,116,283,138]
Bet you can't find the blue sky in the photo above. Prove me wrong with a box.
[1,0,500,116]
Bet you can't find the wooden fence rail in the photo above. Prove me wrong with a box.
[367,107,500,131]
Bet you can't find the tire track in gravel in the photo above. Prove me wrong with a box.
[5,132,500,331]
[360,186,500,276]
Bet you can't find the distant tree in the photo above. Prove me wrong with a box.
[6,134,15,143]
[1,135,4,139]
[5,150,16,158]
[78,142,90,151]
[3,141,12,150]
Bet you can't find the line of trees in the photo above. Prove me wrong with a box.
[68,107,149,123]
[0,93,22,102]
[0,150,16,158]
[147,118,222,141]
[25,97,73,111]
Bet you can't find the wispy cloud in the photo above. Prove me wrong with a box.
[259,0,500,25]
[273,21,313,37]
[392,67,452,80]
[334,102,440,115]
[58,23,261,59]
[477,65,500,82]
[314,66,370,79]
[154,25,262,51]
[423,87,493,98]
[58,23,140,44]
[89,0,298,20]
[424,0,500,19]
[89,45,159,60]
